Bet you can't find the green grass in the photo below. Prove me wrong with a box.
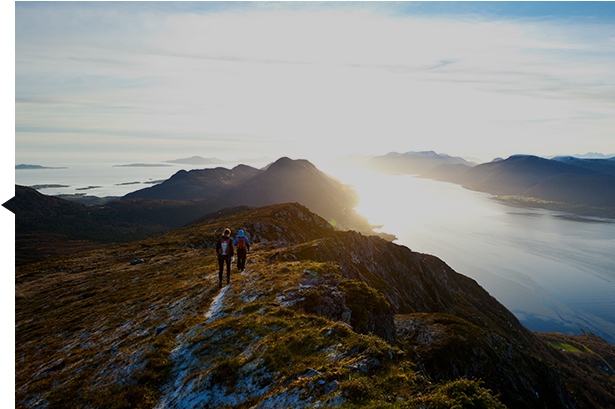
[548,341,591,354]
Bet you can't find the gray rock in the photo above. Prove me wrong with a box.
[345,357,381,373]
[299,368,321,379]
[324,380,340,394]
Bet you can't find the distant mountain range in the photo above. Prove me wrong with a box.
[421,155,615,213]
[333,151,476,175]
[6,157,378,263]
[334,151,615,217]
[567,153,615,159]
[165,156,231,165]
[165,156,274,165]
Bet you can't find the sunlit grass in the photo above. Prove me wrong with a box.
[16,203,509,408]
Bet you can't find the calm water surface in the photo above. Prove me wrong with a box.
[322,165,615,344]
[15,162,615,343]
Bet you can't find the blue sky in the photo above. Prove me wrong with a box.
[10,1,615,167]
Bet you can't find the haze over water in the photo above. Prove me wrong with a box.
[322,165,615,345]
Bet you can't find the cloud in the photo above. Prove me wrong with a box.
[14,3,615,162]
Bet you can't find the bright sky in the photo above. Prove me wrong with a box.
[10,1,615,167]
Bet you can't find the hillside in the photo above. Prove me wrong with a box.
[7,158,384,264]
[524,173,615,207]
[458,155,597,196]
[123,164,260,201]
[552,156,615,173]
[125,157,373,233]
[5,185,224,264]
[359,151,475,175]
[417,163,473,184]
[15,203,615,409]
[418,155,615,218]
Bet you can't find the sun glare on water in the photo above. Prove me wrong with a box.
[322,164,501,240]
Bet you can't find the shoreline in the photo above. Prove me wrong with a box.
[491,195,615,222]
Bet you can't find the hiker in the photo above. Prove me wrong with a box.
[216,228,234,288]
[234,229,251,271]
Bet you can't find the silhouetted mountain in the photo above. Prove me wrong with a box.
[571,152,615,159]
[7,158,381,263]
[125,157,373,232]
[525,173,615,207]
[551,156,615,173]
[15,203,614,409]
[459,155,597,195]
[417,154,615,217]
[5,185,222,263]
[227,157,369,230]
[418,163,473,183]
[123,164,260,200]
[360,151,475,175]
[165,156,230,165]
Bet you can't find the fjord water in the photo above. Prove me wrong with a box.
[15,162,615,344]
[321,165,615,345]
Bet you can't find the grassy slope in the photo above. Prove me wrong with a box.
[15,203,615,408]
[16,204,506,409]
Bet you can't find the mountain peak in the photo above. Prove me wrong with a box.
[265,157,317,172]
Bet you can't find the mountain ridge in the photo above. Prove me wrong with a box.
[349,151,475,175]
[6,158,386,264]
[14,203,615,409]
[416,154,615,218]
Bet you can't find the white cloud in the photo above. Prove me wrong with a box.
[14,3,615,163]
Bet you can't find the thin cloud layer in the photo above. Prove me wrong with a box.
[14,2,615,164]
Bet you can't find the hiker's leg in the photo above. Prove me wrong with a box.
[218,257,224,287]
[237,249,246,270]
[225,258,231,283]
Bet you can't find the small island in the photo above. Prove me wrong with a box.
[112,163,173,167]
[16,164,67,170]
[166,156,231,165]
[29,184,70,189]
[114,181,142,186]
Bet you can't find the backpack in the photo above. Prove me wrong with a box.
[237,237,247,249]
[219,238,230,256]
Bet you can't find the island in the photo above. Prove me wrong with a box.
[112,163,173,167]
[16,164,67,170]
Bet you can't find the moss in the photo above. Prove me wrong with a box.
[209,357,244,387]
[339,279,390,331]
[408,378,508,409]
[340,376,376,403]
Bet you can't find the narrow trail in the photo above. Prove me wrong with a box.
[155,267,252,409]
[205,285,229,322]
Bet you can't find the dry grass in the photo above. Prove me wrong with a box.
[16,204,509,408]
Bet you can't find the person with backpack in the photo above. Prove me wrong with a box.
[216,228,234,288]
[234,229,251,272]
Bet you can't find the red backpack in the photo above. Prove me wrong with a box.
[237,237,247,249]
